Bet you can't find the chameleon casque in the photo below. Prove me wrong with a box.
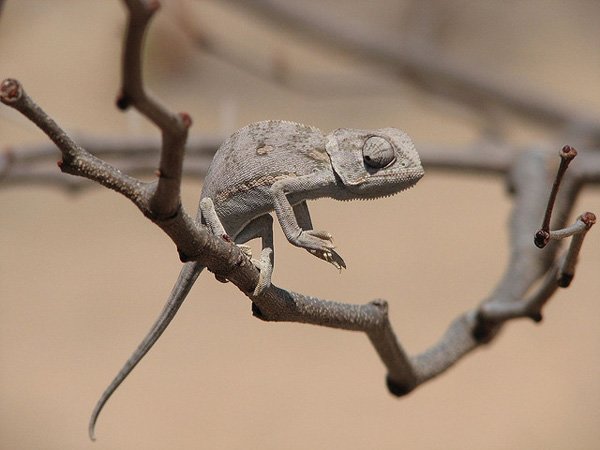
[89,120,424,438]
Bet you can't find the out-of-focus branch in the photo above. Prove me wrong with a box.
[223,0,600,142]
[0,135,222,190]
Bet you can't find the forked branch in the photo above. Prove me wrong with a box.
[119,0,191,218]
[1,0,596,440]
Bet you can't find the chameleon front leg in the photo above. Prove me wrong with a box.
[271,176,346,270]
[293,201,346,270]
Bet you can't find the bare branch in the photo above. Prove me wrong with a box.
[224,0,600,141]
[10,72,592,411]
[535,145,579,248]
[2,1,597,440]
[119,0,191,218]
[0,79,148,204]
[0,135,221,190]
[0,78,237,280]
[557,212,596,287]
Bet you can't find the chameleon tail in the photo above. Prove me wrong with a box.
[88,261,204,441]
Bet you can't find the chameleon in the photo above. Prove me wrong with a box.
[89,120,424,439]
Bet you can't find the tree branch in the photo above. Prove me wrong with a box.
[0,135,221,190]
[119,0,191,218]
[1,0,596,438]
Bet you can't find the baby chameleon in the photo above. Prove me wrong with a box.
[89,120,424,439]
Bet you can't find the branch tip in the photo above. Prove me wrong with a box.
[560,144,577,160]
[536,145,579,242]
[0,78,22,103]
[580,211,596,228]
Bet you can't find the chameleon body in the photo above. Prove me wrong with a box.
[89,120,424,439]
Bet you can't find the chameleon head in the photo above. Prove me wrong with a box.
[325,128,424,199]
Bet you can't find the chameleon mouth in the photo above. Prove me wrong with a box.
[346,166,425,186]
[339,166,424,201]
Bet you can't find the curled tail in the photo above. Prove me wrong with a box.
[89,261,205,440]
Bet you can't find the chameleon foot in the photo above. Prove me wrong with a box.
[237,244,253,259]
[213,244,253,284]
[308,248,346,271]
[299,229,336,250]
[252,247,273,296]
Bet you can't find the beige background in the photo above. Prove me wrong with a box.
[1,1,599,449]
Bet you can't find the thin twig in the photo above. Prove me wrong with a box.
[558,212,596,287]
[535,145,578,248]
[120,0,191,218]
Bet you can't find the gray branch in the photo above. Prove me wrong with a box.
[1,0,596,438]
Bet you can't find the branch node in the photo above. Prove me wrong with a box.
[116,92,132,111]
[557,273,574,288]
[385,375,413,397]
[147,0,161,13]
[179,112,193,129]
[0,147,15,179]
[177,247,192,262]
[529,312,543,323]
[369,298,388,314]
[0,78,22,103]
[534,229,550,248]
[472,311,499,343]
[251,302,266,320]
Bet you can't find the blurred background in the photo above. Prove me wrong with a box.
[0,1,598,449]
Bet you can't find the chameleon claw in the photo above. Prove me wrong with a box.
[308,248,346,271]
[328,249,346,271]
[237,244,253,259]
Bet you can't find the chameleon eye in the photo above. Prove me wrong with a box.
[362,136,396,169]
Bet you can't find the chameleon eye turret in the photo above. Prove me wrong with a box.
[363,136,396,169]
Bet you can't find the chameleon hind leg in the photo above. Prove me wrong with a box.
[199,198,274,295]
[233,214,274,296]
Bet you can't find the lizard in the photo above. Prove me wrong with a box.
[89,120,424,439]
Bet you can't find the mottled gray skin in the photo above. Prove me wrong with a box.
[89,120,424,439]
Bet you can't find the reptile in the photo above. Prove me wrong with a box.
[89,120,424,439]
